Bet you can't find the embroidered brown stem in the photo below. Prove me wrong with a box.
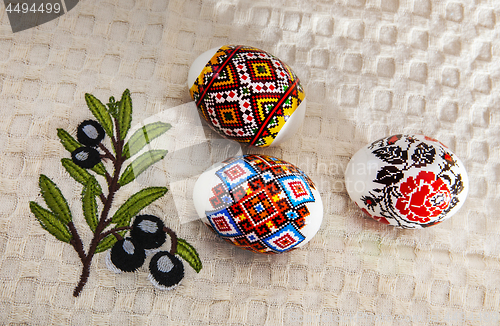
[99,143,116,163]
[68,221,86,263]
[104,171,112,185]
[163,226,178,255]
[98,226,133,242]
[73,128,126,297]
[111,230,123,241]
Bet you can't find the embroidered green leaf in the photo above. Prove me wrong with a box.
[85,93,114,137]
[57,128,81,153]
[111,187,167,226]
[95,231,127,253]
[91,162,107,176]
[57,129,107,176]
[176,238,202,273]
[118,150,167,187]
[29,202,72,243]
[82,178,99,232]
[106,96,119,119]
[61,158,103,195]
[122,122,172,159]
[117,89,132,141]
[39,175,72,224]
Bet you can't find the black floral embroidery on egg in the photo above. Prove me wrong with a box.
[441,152,457,168]
[373,146,408,165]
[369,134,407,151]
[411,142,436,167]
[406,136,416,144]
[386,134,403,145]
[361,195,380,210]
[437,166,464,196]
[368,137,385,150]
[440,196,460,217]
[377,186,405,227]
[449,174,465,196]
[374,166,404,186]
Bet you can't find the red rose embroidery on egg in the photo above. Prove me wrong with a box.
[395,171,451,223]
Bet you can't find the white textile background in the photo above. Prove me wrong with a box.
[0,0,499,325]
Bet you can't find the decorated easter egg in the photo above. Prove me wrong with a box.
[188,45,306,147]
[193,155,323,253]
[344,134,468,228]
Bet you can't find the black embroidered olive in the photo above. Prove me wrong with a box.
[77,120,105,147]
[71,146,101,169]
[148,251,184,290]
[106,238,146,273]
[131,215,167,250]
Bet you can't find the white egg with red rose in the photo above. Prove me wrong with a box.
[344,134,468,228]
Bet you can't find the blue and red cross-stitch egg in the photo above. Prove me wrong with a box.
[344,134,469,228]
[193,155,323,253]
[188,45,306,147]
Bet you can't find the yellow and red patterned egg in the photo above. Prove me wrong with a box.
[193,155,323,253]
[188,45,306,147]
[344,134,469,228]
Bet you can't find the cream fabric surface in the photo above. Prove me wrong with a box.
[0,0,499,325]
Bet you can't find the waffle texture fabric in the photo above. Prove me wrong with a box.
[0,0,499,325]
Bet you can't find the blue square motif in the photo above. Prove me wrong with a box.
[254,203,264,213]
[246,233,259,242]
[216,159,258,191]
[207,208,242,237]
[286,211,298,220]
[261,171,274,182]
[278,175,315,207]
[262,223,305,253]
[221,195,233,205]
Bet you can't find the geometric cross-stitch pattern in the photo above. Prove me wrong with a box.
[262,223,306,253]
[208,183,233,210]
[278,175,315,207]
[215,159,258,191]
[206,208,243,237]
[189,45,305,147]
[203,155,317,254]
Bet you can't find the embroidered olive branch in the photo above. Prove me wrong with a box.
[71,116,128,297]
[29,90,202,297]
